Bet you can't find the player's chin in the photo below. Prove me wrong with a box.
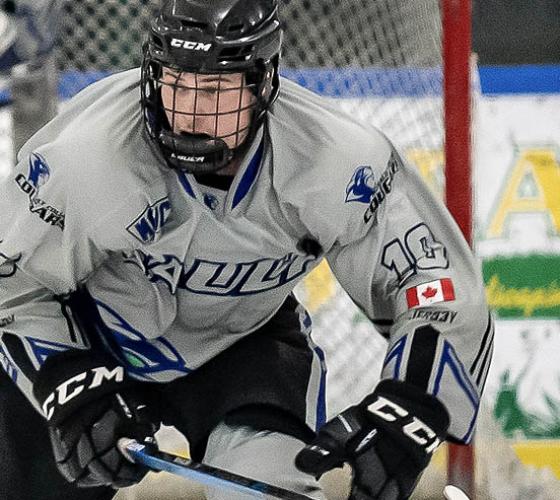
[171,125,251,151]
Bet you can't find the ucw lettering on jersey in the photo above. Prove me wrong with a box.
[131,250,318,296]
[127,197,172,243]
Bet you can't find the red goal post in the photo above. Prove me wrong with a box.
[443,0,475,497]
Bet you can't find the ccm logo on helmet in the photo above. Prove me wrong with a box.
[42,366,125,421]
[368,395,441,454]
[171,38,212,52]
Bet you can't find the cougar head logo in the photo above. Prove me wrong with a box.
[346,166,376,204]
[28,153,51,189]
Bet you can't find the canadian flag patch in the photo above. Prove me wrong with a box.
[406,278,455,308]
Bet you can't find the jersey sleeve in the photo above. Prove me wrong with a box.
[325,146,493,443]
[0,150,105,410]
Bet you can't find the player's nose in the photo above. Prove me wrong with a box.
[173,116,218,137]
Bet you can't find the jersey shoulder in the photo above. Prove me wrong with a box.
[270,77,392,159]
[267,78,399,243]
[15,69,168,229]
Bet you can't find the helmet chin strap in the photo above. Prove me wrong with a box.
[158,130,235,174]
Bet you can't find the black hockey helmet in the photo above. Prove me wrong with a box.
[141,0,283,173]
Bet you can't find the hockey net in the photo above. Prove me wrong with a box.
[4,0,558,498]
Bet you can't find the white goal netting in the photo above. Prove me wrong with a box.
[56,0,443,154]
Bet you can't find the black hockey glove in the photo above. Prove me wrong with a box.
[33,350,160,488]
[295,379,450,500]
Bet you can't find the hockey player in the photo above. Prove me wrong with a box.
[0,1,493,499]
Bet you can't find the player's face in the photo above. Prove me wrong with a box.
[160,69,257,150]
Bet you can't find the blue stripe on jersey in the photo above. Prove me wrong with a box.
[433,341,480,443]
[25,337,69,366]
[383,335,407,378]
[178,172,196,199]
[297,305,327,430]
[232,139,265,209]
[94,299,191,379]
[312,342,327,429]
[0,344,18,382]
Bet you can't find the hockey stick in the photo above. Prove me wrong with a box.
[65,290,309,499]
[119,438,470,500]
[118,438,315,500]
[67,290,309,499]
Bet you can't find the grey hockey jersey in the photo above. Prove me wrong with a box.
[0,69,492,442]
